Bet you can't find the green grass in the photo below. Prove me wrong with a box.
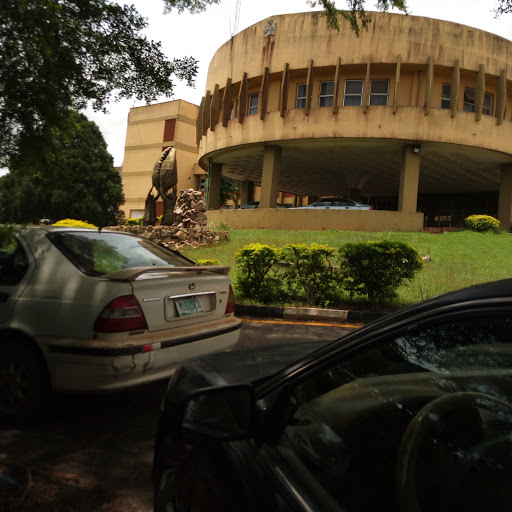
[181,229,512,310]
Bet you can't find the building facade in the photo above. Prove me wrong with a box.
[121,100,203,219]
[197,11,512,231]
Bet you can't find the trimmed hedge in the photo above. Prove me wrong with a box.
[338,240,423,300]
[465,214,500,233]
[235,240,423,304]
[52,218,97,229]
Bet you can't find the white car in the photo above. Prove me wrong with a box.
[0,226,241,422]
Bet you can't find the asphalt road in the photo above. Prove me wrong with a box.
[0,319,358,512]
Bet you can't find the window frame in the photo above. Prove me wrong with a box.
[248,93,259,116]
[318,81,335,108]
[369,79,389,106]
[343,79,364,106]
[463,87,494,116]
[296,83,307,109]
[441,83,451,109]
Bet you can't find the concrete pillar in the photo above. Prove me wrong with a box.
[260,146,281,208]
[206,162,222,210]
[240,181,254,207]
[498,164,512,232]
[398,145,420,213]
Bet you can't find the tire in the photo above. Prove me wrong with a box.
[0,339,50,424]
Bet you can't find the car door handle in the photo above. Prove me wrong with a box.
[0,292,9,302]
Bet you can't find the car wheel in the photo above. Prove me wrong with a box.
[0,339,50,424]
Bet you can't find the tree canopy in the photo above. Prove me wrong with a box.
[0,111,125,226]
[0,0,198,166]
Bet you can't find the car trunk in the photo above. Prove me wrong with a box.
[104,266,232,332]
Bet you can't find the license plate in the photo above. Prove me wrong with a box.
[175,296,204,317]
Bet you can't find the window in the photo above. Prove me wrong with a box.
[318,81,335,107]
[296,83,307,108]
[279,312,512,512]
[441,83,451,109]
[343,80,363,106]
[48,232,193,276]
[369,79,389,106]
[163,119,176,142]
[464,87,493,116]
[0,236,29,285]
[248,93,259,115]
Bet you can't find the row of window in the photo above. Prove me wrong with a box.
[243,80,495,116]
[441,84,494,116]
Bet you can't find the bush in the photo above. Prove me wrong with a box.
[338,240,423,300]
[52,218,97,229]
[126,217,143,226]
[464,214,500,233]
[282,243,340,306]
[196,259,222,266]
[235,244,284,303]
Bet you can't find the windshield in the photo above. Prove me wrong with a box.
[48,231,194,276]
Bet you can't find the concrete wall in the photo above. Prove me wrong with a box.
[206,209,424,232]
[122,100,200,218]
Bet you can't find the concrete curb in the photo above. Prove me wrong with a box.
[235,304,387,324]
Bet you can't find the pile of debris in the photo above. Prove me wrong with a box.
[109,189,228,249]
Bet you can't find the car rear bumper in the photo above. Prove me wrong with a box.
[40,316,241,391]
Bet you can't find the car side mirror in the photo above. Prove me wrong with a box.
[180,384,256,442]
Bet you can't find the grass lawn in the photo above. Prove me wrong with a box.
[181,229,512,310]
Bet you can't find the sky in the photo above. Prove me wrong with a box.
[5,0,512,176]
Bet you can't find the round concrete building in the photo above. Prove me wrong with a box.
[197,11,512,232]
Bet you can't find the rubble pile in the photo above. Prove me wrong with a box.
[109,189,228,249]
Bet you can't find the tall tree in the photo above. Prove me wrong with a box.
[0,111,124,226]
[0,0,198,166]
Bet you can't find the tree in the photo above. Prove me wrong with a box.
[0,111,125,227]
[0,0,199,166]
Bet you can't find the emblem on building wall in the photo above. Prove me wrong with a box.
[264,18,277,38]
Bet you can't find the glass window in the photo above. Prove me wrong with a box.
[441,83,451,109]
[464,87,476,112]
[248,93,258,116]
[296,83,307,109]
[464,87,493,116]
[369,79,389,106]
[319,81,335,107]
[0,235,29,285]
[343,80,363,106]
[48,231,194,277]
[278,312,512,512]
[483,92,494,116]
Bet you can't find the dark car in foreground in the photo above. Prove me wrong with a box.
[240,201,291,209]
[293,197,373,210]
[153,279,512,512]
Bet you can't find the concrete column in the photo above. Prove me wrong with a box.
[498,164,512,232]
[240,180,254,206]
[206,162,223,210]
[398,145,421,213]
[260,146,281,208]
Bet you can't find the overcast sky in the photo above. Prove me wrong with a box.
[9,0,512,175]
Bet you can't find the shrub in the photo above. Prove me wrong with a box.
[126,217,143,226]
[464,214,500,233]
[235,244,284,303]
[338,240,423,300]
[282,243,339,306]
[196,259,222,266]
[52,218,97,229]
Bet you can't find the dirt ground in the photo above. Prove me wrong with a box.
[0,380,167,512]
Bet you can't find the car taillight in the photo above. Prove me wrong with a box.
[94,294,148,333]
[225,285,236,315]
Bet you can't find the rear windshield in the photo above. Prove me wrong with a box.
[48,231,195,276]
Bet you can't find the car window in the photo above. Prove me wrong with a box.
[47,231,194,277]
[0,235,29,285]
[277,313,512,512]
